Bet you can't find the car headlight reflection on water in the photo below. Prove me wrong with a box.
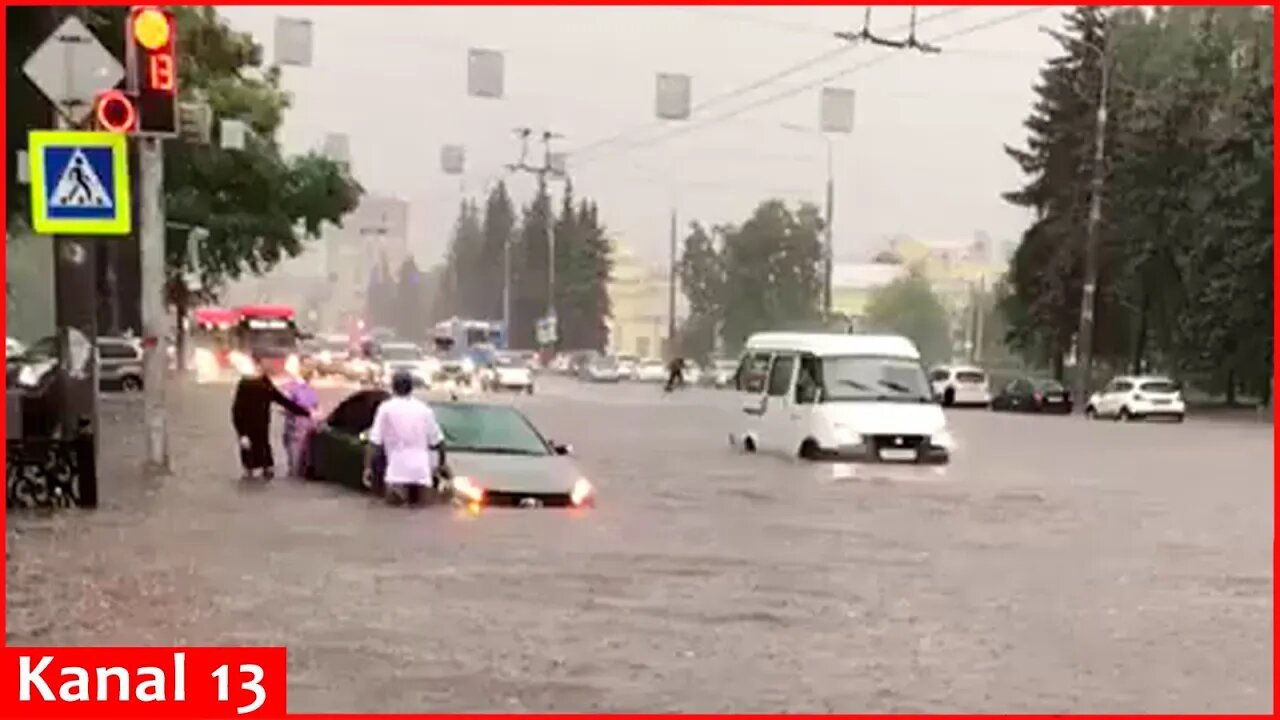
[452,476,485,504]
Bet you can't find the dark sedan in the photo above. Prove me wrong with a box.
[304,392,595,509]
[991,377,1073,414]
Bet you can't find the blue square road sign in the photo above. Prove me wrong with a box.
[28,130,132,235]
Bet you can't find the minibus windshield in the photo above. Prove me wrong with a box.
[819,355,933,403]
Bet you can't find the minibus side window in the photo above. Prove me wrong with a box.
[736,352,771,394]
[767,355,796,397]
[795,354,822,404]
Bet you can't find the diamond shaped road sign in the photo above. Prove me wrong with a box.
[23,15,125,125]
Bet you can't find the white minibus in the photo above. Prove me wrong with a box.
[729,332,954,464]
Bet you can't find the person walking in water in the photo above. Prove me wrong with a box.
[232,355,314,481]
[362,371,446,506]
[282,362,320,478]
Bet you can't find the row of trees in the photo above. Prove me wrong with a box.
[430,181,613,351]
[1002,6,1272,402]
[9,7,362,322]
[677,200,827,357]
[365,254,432,341]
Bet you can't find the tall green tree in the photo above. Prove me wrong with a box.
[718,200,823,351]
[1001,6,1109,378]
[510,184,552,349]
[164,7,360,311]
[864,268,953,364]
[477,181,515,322]
[393,256,430,340]
[676,222,725,359]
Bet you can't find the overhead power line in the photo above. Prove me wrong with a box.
[575,6,1050,167]
[569,6,971,160]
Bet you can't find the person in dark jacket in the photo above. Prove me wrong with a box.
[232,356,313,480]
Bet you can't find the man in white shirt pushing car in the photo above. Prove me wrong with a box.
[362,371,447,506]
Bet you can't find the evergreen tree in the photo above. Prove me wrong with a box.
[510,184,553,349]
[478,181,516,322]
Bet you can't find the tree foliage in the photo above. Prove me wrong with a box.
[430,180,612,351]
[1002,6,1272,402]
[863,268,953,365]
[677,200,822,355]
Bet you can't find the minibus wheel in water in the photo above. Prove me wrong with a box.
[742,435,757,453]
[798,439,821,461]
[942,388,955,407]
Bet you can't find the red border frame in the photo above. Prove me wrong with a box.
[3,1,1276,718]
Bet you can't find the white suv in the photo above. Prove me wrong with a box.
[929,365,992,407]
[1086,375,1186,423]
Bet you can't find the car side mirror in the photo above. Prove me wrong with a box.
[552,442,572,456]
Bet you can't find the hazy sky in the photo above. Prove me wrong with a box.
[218,5,1064,269]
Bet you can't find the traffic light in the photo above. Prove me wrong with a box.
[126,6,178,136]
[94,90,137,132]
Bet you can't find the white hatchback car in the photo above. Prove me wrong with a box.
[929,365,992,407]
[1086,375,1186,422]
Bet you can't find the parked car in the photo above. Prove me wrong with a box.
[97,336,144,392]
[929,365,992,407]
[580,355,621,383]
[1086,375,1185,422]
[616,354,639,380]
[634,358,667,383]
[991,376,1072,414]
[486,352,535,394]
[709,358,739,388]
[681,359,702,386]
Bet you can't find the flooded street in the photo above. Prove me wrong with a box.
[6,378,1273,712]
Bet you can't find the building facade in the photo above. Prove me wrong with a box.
[606,239,670,359]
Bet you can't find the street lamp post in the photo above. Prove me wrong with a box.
[782,123,835,318]
[1041,25,1110,414]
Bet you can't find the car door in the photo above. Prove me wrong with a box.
[760,353,798,455]
[736,351,772,446]
[1096,380,1124,416]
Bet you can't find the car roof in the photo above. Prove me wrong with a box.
[746,332,920,360]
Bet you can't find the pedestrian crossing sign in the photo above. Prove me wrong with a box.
[28,130,132,235]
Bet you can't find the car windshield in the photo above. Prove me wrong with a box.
[1140,380,1178,393]
[431,403,550,456]
[819,355,933,403]
[1033,378,1065,392]
[382,345,422,361]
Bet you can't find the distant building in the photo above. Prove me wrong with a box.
[221,194,410,332]
[606,239,670,359]
[831,262,908,326]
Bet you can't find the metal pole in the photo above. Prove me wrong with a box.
[823,134,835,319]
[139,136,169,472]
[502,228,511,337]
[1073,42,1109,414]
[545,186,555,321]
[667,207,677,354]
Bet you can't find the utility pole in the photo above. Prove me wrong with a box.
[1042,24,1109,413]
[139,136,168,472]
[506,127,564,350]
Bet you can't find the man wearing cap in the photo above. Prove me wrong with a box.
[362,370,446,505]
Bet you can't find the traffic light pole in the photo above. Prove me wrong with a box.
[139,136,169,473]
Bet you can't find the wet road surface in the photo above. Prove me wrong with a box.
[6,377,1273,712]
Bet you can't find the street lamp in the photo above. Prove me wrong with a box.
[1039,24,1110,415]
[781,122,835,318]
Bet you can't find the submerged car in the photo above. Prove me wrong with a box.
[991,376,1072,414]
[305,393,594,508]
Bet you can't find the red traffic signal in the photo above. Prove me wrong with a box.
[94,90,137,132]
[127,6,178,135]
